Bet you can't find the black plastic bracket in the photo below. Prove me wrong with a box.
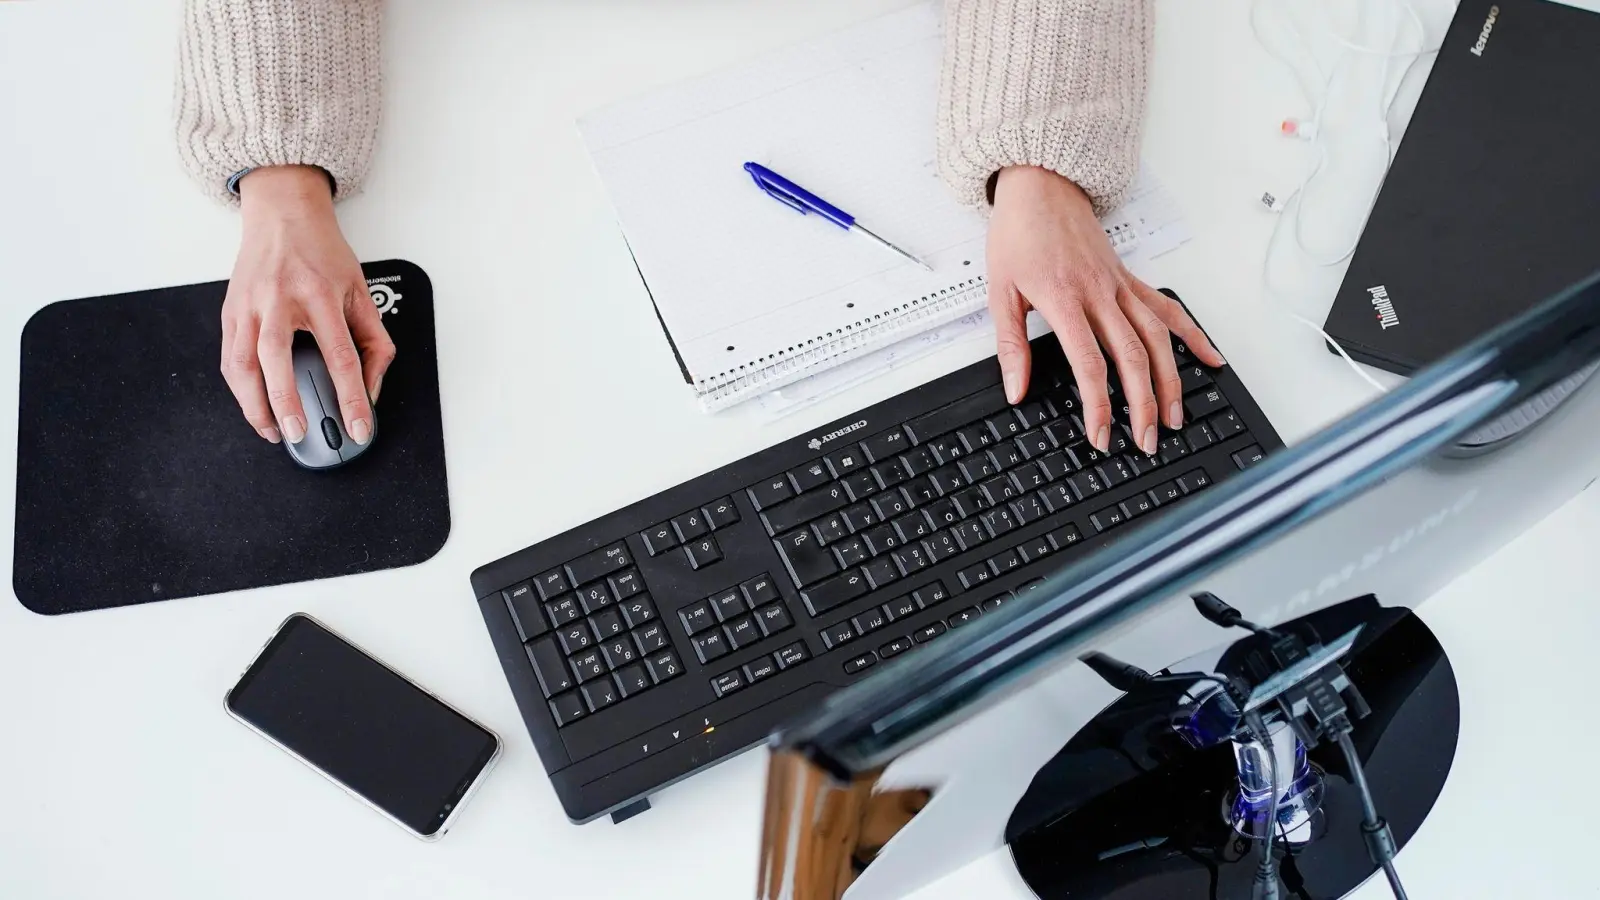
[610,797,652,824]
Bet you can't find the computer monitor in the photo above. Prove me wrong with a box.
[758,270,1600,900]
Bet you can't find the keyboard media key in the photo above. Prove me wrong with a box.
[843,653,878,675]
[1068,469,1106,501]
[619,595,656,628]
[833,536,870,567]
[789,459,833,493]
[1177,469,1212,493]
[558,623,594,655]
[801,569,869,616]
[904,385,1010,445]
[958,563,993,590]
[825,448,866,478]
[852,607,889,636]
[578,582,612,614]
[535,569,571,601]
[1121,493,1156,519]
[710,670,745,698]
[774,642,810,669]
[948,607,982,629]
[1048,524,1083,550]
[901,446,938,475]
[741,573,779,608]
[981,593,1011,613]
[503,583,548,640]
[1012,493,1046,524]
[1184,386,1228,420]
[840,503,879,532]
[684,536,723,569]
[879,636,914,659]
[813,514,849,545]
[884,596,919,621]
[600,637,638,668]
[589,607,625,639]
[914,581,951,608]
[1149,481,1183,506]
[952,520,989,551]
[820,620,857,650]
[581,680,619,712]
[723,615,761,650]
[526,637,576,697]
[646,649,684,683]
[1233,444,1266,469]
[924,531,960,561]
[913,621,947,644]
[862,556,900,589]
[545,596,582,627]
[709,589,744,622]
[691,630,729,664]
[608,570,644,600]
[1090,507,1126,533]
[614,663,652,698]
[744,657,780,684]
[565,543,631,588]
[749,477,794,511]
[1210,408,1246,439]
[633,623,669,654]
[987,548,1024,576]
[569,649,607,684]
[842,471,879,501]
[891,543,931,575]
[980,506,1019,538]
[678,599,715,636]
[1017,578,1047,595]
[548,691,587,727]
[754,603,793,636]
[1039,483,1075,513]
[672,510,709,543]
[862,524,902,556]
[641,523,679,556]
[863,428,910,462]
[703,497,740,529]
[1017,535,1053,563]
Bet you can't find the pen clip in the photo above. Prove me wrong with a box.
[746,164,811,215]
[743,162,854,229]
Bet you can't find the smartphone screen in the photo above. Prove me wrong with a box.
[226,614,499,838]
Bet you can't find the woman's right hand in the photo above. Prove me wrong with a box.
[220,165,395,446]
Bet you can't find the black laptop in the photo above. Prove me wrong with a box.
[1324,0,1600,374]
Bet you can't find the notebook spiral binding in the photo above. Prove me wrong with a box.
[696,276,988,412]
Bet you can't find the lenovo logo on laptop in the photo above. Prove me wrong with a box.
[1368,285,1400,330]
[1471,5,1499,57]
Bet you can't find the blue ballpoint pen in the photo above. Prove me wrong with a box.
[743,162,934,272]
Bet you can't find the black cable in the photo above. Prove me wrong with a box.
[1334,729,1409,900]
[1248,714,1282,900]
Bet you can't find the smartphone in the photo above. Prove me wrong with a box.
[225,613,501,840]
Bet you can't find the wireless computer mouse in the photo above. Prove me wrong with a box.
[285,342,376,470]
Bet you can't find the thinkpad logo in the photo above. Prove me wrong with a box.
[1470,5,1499,56]
[1368,285,1399,330]
[807,419,867,451]
[365,276,403,316]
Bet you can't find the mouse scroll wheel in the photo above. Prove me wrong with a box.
[321,417,344,451]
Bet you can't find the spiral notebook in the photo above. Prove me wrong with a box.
[580,3,1171,411]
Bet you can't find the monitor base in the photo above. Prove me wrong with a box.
[1007,605,1456,900]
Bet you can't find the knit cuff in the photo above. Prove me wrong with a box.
[174,0,383,207]
[937,0,1154,218]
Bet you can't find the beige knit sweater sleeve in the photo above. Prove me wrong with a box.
[174,0,383,205]
[938,0,1154,216]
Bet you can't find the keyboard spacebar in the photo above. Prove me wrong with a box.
[904,385,1010,444]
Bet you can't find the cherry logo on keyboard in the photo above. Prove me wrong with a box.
[806,419,869,451]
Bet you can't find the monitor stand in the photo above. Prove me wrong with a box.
[1006,601,1457,900]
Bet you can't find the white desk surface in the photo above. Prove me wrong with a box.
[3,2,1597,899]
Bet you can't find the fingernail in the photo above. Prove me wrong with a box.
[1168,401,1184,430]
[1094,425,1110,452]
[370,374,384,406]
[258,426,282,444]
[281,416,307,444]
[1141,425,1158,456]
[350,418,372,445]
[1002,369,1021,404]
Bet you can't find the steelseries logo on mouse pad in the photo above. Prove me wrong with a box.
[365,276,403,316]
[807,419,868,451]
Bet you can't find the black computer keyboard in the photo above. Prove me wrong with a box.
[470,324,1281,823]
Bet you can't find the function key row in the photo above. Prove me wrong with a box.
[828,578,1055,677]
[1087,468,1212,534]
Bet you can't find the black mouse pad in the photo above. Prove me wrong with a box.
[14,259,449,615]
